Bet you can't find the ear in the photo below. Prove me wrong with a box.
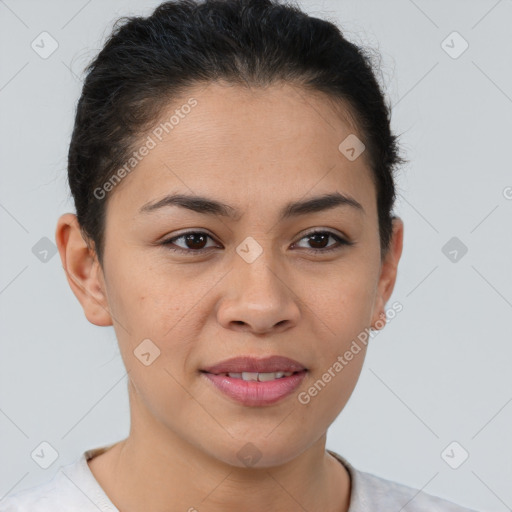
[370,217,404,330]
[55,213,113,327]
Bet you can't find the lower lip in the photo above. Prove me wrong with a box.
[201,370,308,406]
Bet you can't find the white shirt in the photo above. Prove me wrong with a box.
[0,445,478,511]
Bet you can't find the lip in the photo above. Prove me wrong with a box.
[201,370,308,406]
[201,355,307,374]
[200,355,308,407]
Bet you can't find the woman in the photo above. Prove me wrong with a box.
[0,0,478,510]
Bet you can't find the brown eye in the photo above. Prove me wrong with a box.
[161,231,218,254]
[306,232,331,249]
[161,229,353,256]
[293,230,353,254]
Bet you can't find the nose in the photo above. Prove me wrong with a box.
[216,252,301,335]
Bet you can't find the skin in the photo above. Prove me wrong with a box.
[55,81,403,512]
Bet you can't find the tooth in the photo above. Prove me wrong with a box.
[226,371,296,381]
[241,372,259,381]
[259,372,294,381]
[257,372,278,381]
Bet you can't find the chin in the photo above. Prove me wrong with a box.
[209,435,311,470]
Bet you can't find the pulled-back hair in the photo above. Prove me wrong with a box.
[67,0,405,267]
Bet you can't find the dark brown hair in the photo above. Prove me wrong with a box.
[67,0,406,266]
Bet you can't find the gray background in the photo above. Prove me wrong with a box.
[1,1,511,510]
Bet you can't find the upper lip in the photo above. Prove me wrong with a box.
[202,355,307,374]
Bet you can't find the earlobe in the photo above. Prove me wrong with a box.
[55,213,113,327]
[370,217,404,331]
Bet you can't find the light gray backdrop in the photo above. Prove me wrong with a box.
[1,1,511,511]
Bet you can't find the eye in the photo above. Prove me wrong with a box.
[161,231,219,254]
[160,229,353,255]
[292,230,354,254]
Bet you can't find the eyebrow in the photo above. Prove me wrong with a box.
[139,191,364,221]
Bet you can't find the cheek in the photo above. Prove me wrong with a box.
[104,258,179,331]
[304,268,377,340]
[297,341,367,435]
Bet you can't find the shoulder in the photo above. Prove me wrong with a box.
[352,468,478,511]
[327,450,479,512]
[0,471,70,512]
[0,449,117,512]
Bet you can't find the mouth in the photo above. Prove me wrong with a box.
[200,370,305,381]
[199,355,308,406]
[201,354,308,375]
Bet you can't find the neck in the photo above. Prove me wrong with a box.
[87,385,351,512]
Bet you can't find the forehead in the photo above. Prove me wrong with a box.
[107,81,376,222]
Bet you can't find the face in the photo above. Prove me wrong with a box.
[57,81,403,468]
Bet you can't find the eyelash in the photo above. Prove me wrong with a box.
[161,230,353,256]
